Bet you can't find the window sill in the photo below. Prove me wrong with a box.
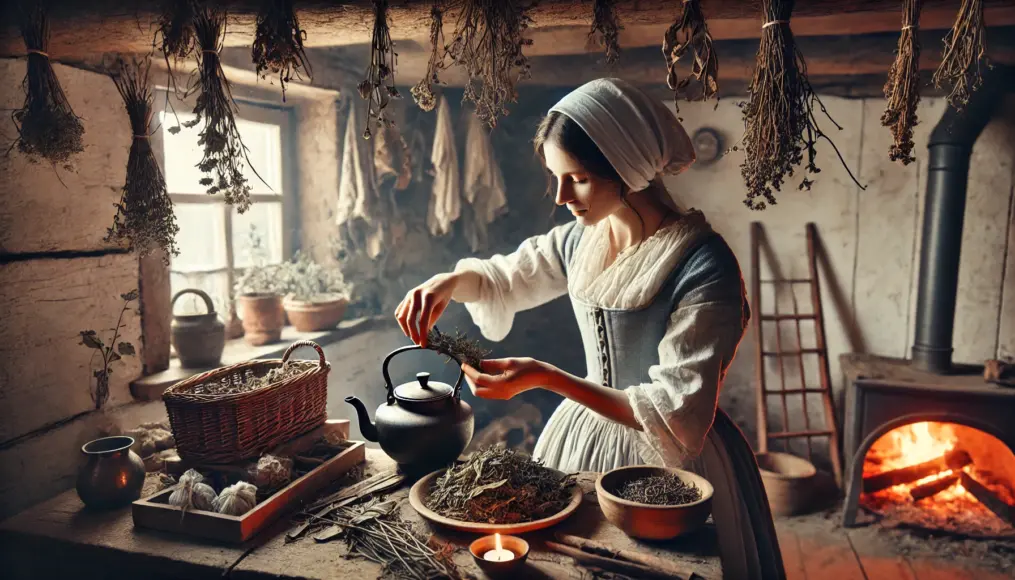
[130,316,386,402]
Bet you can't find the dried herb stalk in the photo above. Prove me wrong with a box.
[184,5,258,212]
[426,327,490,369]
[882,0,923,165]
[159,0,196,63]
[446,0,534,128]
[80,290,138,410]
[663,0,719,112]
[738,0,863,210]
[11,4,84,163]
[617,473,702,505]
[932,0,990,111]
[252,0,312,102]
[106,57,180,263]
[425,446,576,524]
[410,0,448,112]
[359,0,400,139]
[588,0,622,65]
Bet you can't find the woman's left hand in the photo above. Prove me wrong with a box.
[461,358,556,400]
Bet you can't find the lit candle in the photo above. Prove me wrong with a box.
[483,533,515,562]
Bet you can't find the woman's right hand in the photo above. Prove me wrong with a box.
[394,272,460,347]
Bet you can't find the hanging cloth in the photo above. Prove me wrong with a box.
[336,97,384,259]
[426,95,461,237]
[461,108,508,252]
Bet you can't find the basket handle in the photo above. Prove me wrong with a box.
[171,288,216,316]
[282,340,327,368]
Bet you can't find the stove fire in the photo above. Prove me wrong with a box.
[860,422,1015,536]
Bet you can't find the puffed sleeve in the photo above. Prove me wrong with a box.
[453,222,578,342]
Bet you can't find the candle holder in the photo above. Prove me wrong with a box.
[469,533,529,577]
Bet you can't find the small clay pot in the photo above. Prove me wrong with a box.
[76,436,146,509]
[283,295,349,332]
[596,465,714,540]
[170,289,225,368]
[236,294,285,346]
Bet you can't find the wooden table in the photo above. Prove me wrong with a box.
[0,450,721,580]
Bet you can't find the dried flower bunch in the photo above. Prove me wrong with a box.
[426,327,490,369]
[182,5,256,212]
[445,0,535,128]
[11,3,84,163]
[359,0,399,139]
[738,0,863,210]
[663,0,719,113]
[881,0,923,165]
[159,0,196,63]
[933,0,990,111]
[410,0,448,112]
[80,290,138,410]
[251,0,312,102]
[588,0,622,65]
[105,57,180,263]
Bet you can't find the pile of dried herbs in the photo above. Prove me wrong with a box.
[252,0,312,102]
[186,362,312,396]
[882,0,923,165]
[410,0,448,113]
[588,0,622,65]
[932,0,990,111]
[359,0,399,139]
[445,0,534,128]
[616,472,702,506]
[12,3,84,164]
[426,326,490,370]
[425,446,577,524]
[663,0,719,113]
[738,0,863,210]
[105,57,180,262]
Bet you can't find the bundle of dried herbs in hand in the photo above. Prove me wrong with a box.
[425,446,577,524]
[106,57,180,262]
[11,3,84,163]
[183,5,259,212]
[426,327,490,369]
[882,0,923,165]
[359,0,399,139]
[252,0,312,102]
[616,472,702,506]
[410,0,448,112]
[663,0,719,113]
[932,0,990,111]
[738,0,863,210]
[445,0,534,128]
[588,0,622,65]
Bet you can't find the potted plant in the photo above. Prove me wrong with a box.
[280,251,353,332]
[234,263,286,345]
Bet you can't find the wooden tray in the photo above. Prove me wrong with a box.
[408,468,583,534]
[132,441,365,543]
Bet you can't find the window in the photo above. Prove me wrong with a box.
[157,99,295,317]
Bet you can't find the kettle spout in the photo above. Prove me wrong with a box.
[344,396,379,442]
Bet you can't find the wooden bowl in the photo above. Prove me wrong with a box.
[595,465,714,540]
[469,534,530,577]
[755,451,817,517]
[408,468,582,534]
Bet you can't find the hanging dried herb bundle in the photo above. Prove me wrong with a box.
[158,0,196,64]
[588,0,622,65]
[358,0,399,139]
[426,326,491,369]
[662,0,719,112]
[932,0,990,111]
[446,0,534,128]
[11,4,84,163]
[106,57,180,263]
[425,446,577,524]
[251,0,312,102]
[738,0,863,210]
[185,5,255,212]
[881,0,923,165]
[410,0,448,112]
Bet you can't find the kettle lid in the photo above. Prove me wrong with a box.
[393,372,453,402]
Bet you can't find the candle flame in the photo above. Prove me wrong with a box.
[494,533,502,551]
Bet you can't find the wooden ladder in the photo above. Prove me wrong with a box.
[750,222,843,487]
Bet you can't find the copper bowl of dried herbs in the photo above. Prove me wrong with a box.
[595,466,713,540]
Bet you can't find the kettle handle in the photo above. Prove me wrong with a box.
[382,344,466,404]
[171,288,217,316]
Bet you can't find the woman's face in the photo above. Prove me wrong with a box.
[543,142,623,226]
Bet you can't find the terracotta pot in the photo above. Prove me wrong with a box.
[76,436,146,509]
[755,451,818,517]
[236,293,285,345]
[595,465,714,540]
[283,295,349,332]
[170,288,225,368]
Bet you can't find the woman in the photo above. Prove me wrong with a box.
[396,78,784,579]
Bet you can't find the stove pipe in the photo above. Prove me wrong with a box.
[910,68,1007,373]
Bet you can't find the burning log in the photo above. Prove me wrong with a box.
[909,471,960,501]
[863,448,971,493]
[959,471,1015,528]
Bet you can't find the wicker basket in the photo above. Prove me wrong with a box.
[163,340,330,464]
